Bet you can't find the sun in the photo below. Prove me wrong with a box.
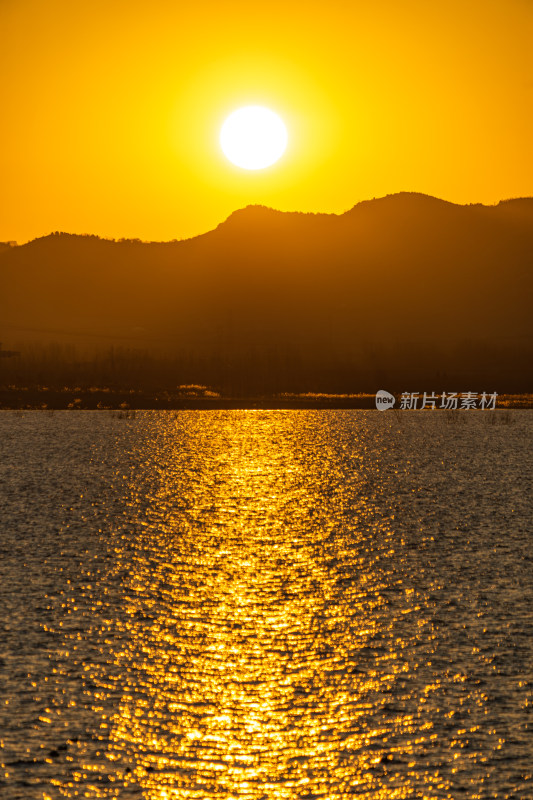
[220,106,288,170]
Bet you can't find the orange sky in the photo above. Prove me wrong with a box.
[1,0,532,244]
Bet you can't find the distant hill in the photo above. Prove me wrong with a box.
[1,193,532,392]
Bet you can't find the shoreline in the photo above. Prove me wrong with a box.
[0,389,531,410]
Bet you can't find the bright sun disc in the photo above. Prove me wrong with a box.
[220,106,288,170]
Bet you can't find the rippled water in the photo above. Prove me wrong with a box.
[0,410,532,799]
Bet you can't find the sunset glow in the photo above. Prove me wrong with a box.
[0,0,532,244]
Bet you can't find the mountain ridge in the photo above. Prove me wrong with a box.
[0,192,531,392]
[3,192,533,249]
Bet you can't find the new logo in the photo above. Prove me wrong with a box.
[375,390,395,411]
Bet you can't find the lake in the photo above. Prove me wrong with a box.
[0,410,531,799]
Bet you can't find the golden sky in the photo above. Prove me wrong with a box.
[1,0,532,243]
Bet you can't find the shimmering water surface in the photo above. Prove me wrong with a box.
[0,410,532,800]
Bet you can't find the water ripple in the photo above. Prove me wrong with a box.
[0,410,531,799]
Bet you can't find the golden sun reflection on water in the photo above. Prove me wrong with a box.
[7,410,529,799]
[102,412,422,798]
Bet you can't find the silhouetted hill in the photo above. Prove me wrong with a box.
[1,193,532,392]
